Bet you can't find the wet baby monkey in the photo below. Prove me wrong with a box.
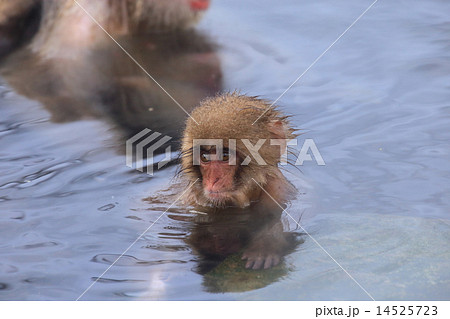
[181,92,297,209]
[180,93,300,269]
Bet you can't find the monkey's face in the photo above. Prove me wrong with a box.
[199,147,240,205]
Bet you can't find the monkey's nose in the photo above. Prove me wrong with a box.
[208,177,222,191]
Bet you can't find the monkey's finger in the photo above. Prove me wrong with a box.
[263,257,274,269]
[273,255,281,266]
[245,259,255,269]
[252,257,264,270]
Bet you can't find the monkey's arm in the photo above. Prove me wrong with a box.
[241,174,297,270]
[241,219,290,270]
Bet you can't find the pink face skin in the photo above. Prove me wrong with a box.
[199,151,238,202]
[189,0,210,11]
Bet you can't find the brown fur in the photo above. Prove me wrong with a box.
[0,0,36,24]
[1,0,208,57]
[181,92,297,208]
[33,0,206,55]
[37,0,205,34]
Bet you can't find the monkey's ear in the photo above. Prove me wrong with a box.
[267,120,288,159]
[267,120,287,140]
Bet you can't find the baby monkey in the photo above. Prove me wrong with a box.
[181,92,297,209]
[180,93,299,269]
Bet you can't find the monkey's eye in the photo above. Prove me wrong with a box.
[200,153,210,163]
[222,152,230,162]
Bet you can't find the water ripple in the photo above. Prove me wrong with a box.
[91,254,187,267]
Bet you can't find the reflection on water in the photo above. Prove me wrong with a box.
[142,187,304,293]
[187,207,303,292]
[1,29,221,147]
[1,0,450,300]
[185,206,302,271]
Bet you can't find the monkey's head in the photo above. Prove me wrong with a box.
[181,93,297,208]
[124,0,211,32]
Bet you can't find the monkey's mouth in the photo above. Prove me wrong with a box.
[204,191,232,208]
[206,190,229,199]
[204,190,235,206]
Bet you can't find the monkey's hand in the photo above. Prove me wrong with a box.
[241,217,289,270]
[242,248,281,270]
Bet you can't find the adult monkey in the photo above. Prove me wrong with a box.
[0,0,209,31]
[0,0,211,56]
[180,93,300,269]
